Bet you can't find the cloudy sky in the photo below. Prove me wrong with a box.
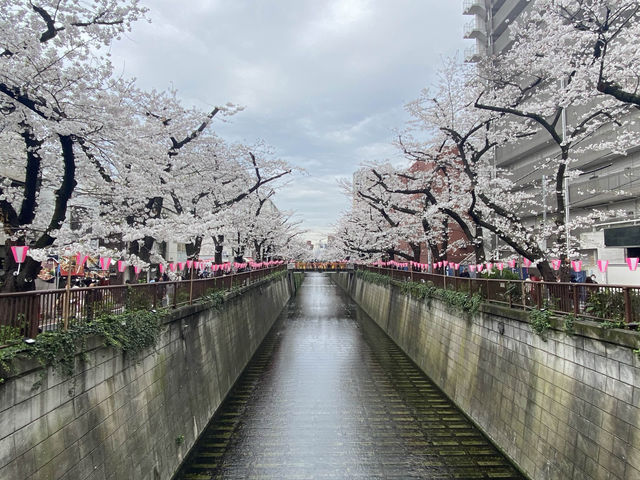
[110,0,468,242]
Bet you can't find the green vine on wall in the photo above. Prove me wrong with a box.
[529,307,552,340]
[356,270,482,315]
[0,269,290,386]
[356,269,391,286]
[0,308,165,385]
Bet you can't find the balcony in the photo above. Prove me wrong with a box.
[463,17,486,40]
[464,43,486,63]
[463,0,485,16]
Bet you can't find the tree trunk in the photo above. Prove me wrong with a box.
[214,235,224,264]
[185,236,202,260]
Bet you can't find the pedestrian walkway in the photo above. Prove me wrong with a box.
[176,273,523,479]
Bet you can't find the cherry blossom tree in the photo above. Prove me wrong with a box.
[504,0,640,108]
[0,0,149,290]
[0,1,294,291]
[472,0,638,278]
[335,165,426,262]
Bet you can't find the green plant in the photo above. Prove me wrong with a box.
[294,272,304,290]
[0,308,164,385]
[399,281,436,300]
[0,324,23,346]
[585,289,640,323]
[175,434,185,446]
[197,289,225,309]
[386,276,481,315]
[174,289,191,305]
[562,314,576,335]
[634,348,640,361]
[529,307,552,340]
[483,269,520,281]
[125,287,153,311]
[585,290,625,322]
[356,269,391,286]
[600,320,626,330]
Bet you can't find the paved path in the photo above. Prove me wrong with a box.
[177,273,523,479]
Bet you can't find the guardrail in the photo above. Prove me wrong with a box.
[0,266,286,344]
[359,266,640,325]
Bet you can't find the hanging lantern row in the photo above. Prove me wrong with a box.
[371,257,640,274]
[9,245,285,279]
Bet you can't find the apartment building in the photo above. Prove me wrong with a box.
[463,0,640,284]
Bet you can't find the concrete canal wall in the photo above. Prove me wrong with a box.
[0,274,292,480]
[333,272,640,480]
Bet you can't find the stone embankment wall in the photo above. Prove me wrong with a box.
[0,274,292,480]
[333,272,640,480]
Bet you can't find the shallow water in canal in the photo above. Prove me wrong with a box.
[176,273,524,479]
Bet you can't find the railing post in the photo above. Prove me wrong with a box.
[62,261,72,330]
[172,281,177,309]
[536,282,543,309]
[189,264,194,305]
[153,283,158,309]
[573,286,579,315]
[624,287,632,324]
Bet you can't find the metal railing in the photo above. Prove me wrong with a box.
[359,266,640,325]
[0,266,286,344]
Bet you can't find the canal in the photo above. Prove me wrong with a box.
[176,273,524,479]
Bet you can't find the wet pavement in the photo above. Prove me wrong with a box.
[176,273,524,480]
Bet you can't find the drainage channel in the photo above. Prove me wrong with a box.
[175,272,524,479]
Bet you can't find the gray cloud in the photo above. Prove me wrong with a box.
[110,0,467,240]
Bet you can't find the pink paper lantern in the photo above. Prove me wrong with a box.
[437,261,442,268]
[11,246,29,275]
[159,263,165,274]
[11,246,29,264]
[508,259,516,269]
[571,260,582,272]
[626,257,639,271]
[597,260,609,273]
[486,262,493,270]
[551,259,561,271]
[443,260,449,267]
[469,265,476,272]
[100,257,112,271]
[117,260,126,273]
[76,253,89,268]
[169,263,176,272]
[523,258,532,268]
[186,260,193,269]
[496,263,504,271]
[477,264,484,273]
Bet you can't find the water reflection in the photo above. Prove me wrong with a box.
[176,273,523,479]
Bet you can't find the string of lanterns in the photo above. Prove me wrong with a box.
[371,257,640,273]
[9,245,284,278]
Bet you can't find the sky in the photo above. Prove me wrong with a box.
[109,0,469,243]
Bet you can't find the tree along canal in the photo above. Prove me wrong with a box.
[175,273,524,479]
